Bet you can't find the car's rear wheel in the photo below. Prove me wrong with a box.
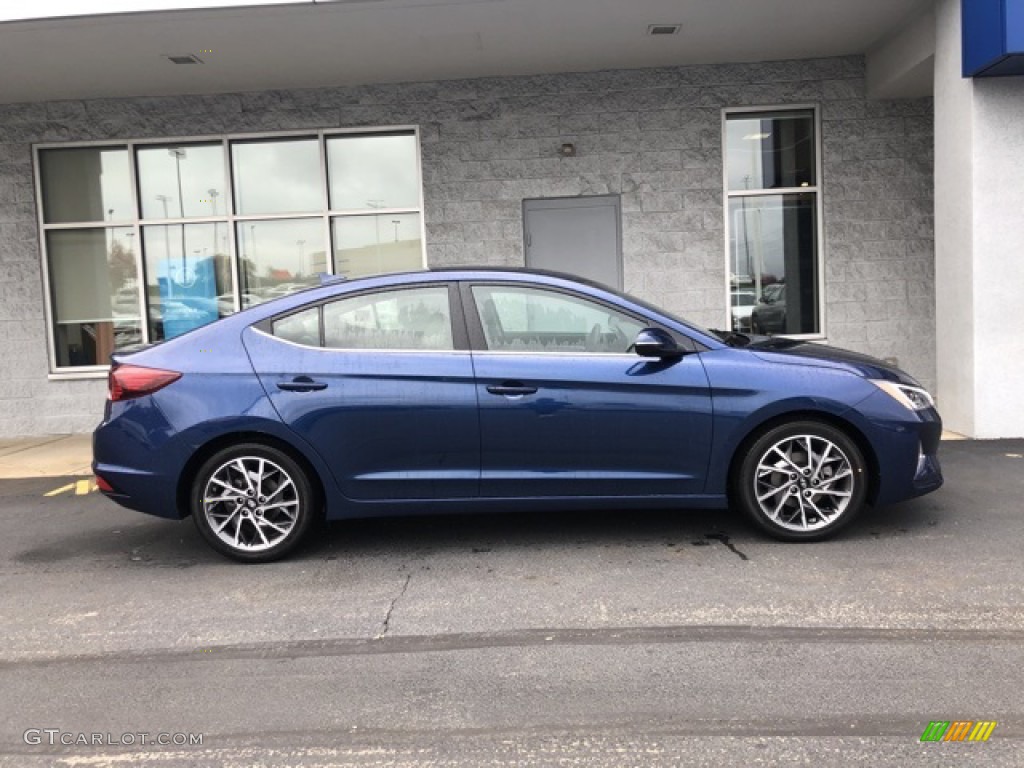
[735,420,867,541]
[191,443,316,562]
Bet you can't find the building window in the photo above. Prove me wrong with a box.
[724,108,822,336]
[35,128,425,372]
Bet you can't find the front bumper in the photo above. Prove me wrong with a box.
[912,450,944,496]
[848,389,944,506]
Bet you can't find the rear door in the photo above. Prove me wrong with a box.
[243,283,479,500]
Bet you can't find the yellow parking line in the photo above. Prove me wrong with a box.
[44,480,98,497]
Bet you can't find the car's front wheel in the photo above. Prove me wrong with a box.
[191,443,316,562]
[735,421,868,541]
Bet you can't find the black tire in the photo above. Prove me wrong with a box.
[734,420,868,542]
[191,442,317,563]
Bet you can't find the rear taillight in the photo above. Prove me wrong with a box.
[108,364,182,402]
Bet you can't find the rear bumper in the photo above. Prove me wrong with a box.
[92,399,189,520]
[92,461,183,519]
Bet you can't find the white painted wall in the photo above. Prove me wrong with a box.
[934,0,1024,438]
[934,0,976,435]
[972,76,1024,437]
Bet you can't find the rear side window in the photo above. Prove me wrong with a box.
[322,286,454,351]
[272,307,320,346]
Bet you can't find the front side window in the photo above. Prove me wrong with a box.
[36,129,424,372]
[471,285,644,354]
[725,109,821,336]
[322,286,453,351]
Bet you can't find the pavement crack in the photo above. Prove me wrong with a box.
[705,532,749,561]
[376,573,412,640]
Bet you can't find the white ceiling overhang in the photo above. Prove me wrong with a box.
[0,0,935,105]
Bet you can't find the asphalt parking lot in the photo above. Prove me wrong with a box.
[0,439,1022,766]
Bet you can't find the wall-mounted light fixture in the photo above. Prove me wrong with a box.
[559,143,576,157]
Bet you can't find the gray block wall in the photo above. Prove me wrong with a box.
[0,55,934,436]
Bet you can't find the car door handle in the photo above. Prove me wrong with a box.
[486,382,538,397]
[277,376,327,392]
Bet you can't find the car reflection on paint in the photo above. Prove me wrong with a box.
[93,269,943,562]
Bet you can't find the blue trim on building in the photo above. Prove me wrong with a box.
[963,0,1024,77]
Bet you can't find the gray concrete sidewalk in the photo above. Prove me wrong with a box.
[0,435,93,479]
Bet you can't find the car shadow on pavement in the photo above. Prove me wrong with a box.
[314,507,745,559]
[5,480,951,568]
[298,495,946,563]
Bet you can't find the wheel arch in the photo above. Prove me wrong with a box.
[175,430,328,520]
[725,409,881,506]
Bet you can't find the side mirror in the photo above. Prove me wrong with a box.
[632,328,683,359]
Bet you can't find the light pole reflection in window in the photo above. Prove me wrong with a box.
[167,148,191,288]
[367,199,384,272]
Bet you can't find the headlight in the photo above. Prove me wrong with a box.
[871,379,935,411]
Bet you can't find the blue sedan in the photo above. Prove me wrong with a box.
[93,269,943,562]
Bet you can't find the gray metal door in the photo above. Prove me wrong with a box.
[523,195,622,290]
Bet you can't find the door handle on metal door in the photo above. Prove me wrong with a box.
[486,382,538,397]
[277,376,328,392]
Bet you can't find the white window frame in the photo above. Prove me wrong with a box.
[33,125,427,378]
[721,105,826,340]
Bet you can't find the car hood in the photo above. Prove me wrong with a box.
[745,337,921,386]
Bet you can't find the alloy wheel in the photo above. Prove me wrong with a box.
[201,456,300,552]
[752,433,855,532]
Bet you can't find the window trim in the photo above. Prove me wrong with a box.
[33,125,427,377]
[721,104,826,341]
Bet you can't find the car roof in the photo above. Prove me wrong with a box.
[258,267,618,306]
[429,265,605,283]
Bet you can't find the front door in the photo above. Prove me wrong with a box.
[242,283,479,501]
[465,282,713,498]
